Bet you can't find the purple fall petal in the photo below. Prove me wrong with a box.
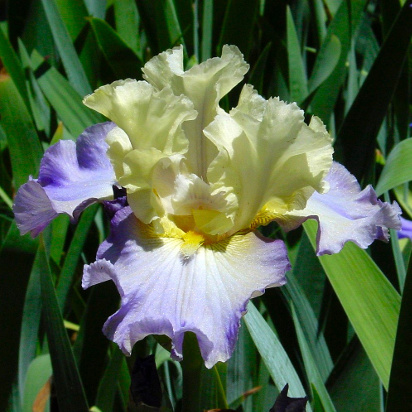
[398,217,412,240]
[103,190,128,220]
[13,122,117,236]
[13,178,58,237]
[83,207,290,368]
[280,162,401,255]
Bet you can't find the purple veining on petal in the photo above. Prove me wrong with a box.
[13,122,117,236]
[279,162,401,255]
[83,207,289,368]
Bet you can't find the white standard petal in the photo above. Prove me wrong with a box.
[281,162,402,255]
[83,207,290,368]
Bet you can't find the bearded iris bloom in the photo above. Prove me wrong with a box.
[13,45,400,368]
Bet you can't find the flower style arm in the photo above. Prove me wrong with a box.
[13,122,117,237]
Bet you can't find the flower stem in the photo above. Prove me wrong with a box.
[181,332,203,411]
[180,332,229,411]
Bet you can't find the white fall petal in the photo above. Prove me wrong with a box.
[83,207,289,368]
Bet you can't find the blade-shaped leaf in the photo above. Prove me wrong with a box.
[39,235,89,412]
[113,0,141,56]
[291,305,336,412]
[95,347,125,412]
[163,0,186,48]
[18,248,43,407]
[310,0,366,123]
[201,0,213,62]
[18,39,51,136]
[0,75,42,189]
[22,355,52,412]
[49,215,70,265]
[287,6,308,103]
[328,339,382,412]
[307,34,341,95]
[227,319,258,410]
[54,0,89,40]
[283,271,333,382]
[304,220,400,389]
[30,50,102,137]
[181,332,228,411]
[249,42,272,95]
[73,282,120,405]
[338,0,412,180]
[83,0,106,19]
[244,302,310,402]
[376,139,412,196]
[88,17,142,79]
[0,26,30,109]
[56,204,98,310]
[0,224,34,411]
[386,262,412,411]
[217,0,259,59]
[308,0,326,46]
[136,0,185,54]
[40,0,91,96]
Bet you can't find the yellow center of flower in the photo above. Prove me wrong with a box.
[181,230,205,257]
[148,215,220,257]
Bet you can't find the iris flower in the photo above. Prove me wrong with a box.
[13,46,400,368]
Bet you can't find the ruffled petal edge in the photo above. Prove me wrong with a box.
[83,207,290,368]
[279,162,401,255]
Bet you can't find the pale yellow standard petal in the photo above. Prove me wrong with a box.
[104,127,132,180]
[83,79,197,155]
[126,154,187,225]
[83,80,199,226]
[205,85,334,234]
[143,45,249,177]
